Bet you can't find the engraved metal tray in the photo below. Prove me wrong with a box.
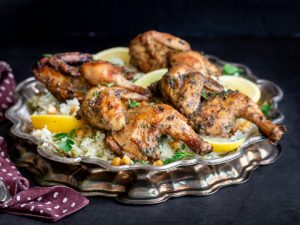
[5,56,285,204]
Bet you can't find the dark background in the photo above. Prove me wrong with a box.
[0,0,300,225]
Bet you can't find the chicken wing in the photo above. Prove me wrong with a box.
[80,60,152,97]
[33,65,91,102]
[106,103,212,160]
[82,86,150,132]
[160,64,223,115]
[129,30,191,72]
[38,52,92,77]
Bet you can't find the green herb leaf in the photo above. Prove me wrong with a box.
[106,82,115,87]
[128,99,139,108]
[54,133,68,140]
[223,64,243,76]
[59,141,72,153]
[69,129,76,139]
[43,53,52,58]
[201,89,208,100]
[133,160,148,164]
[181,143,186,150]
[260,103,272,117]
[163,151,195,164]
[54,130,76,153]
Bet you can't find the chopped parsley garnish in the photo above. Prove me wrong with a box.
[43,53,52,58]
[128,99,139,108]
[92,90,101,97]
[133,160,148,164]
[54,129,76,153]
[180,143,186,150]
[163,151,195,164]
[201,89,208,99]
[260,103,272,117]
[223,64,243,76]
[106,82,115,87]
[97,82,115,87]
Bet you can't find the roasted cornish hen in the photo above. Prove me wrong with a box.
[106,103,212,160]
[159,54,285,142]
[33,52,151,101]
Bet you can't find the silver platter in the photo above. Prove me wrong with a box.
[6,56,285,204]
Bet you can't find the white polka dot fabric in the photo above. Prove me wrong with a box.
[0,62,16,121]
[0,62,89,221]
[0,137,89,221]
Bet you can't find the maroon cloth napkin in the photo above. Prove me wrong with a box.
[0,61,89,221]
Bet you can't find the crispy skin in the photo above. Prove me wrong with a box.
[190,91,286,142]
[160,64,223,115]
[82,86,149,132]
[80,61,152,97]
[129,30,191,72]
[106,103,212,160]
[160,64,285,142]
[39,52,92,77]
[160,65,205,115]
[33,65,91,102]
[169,50,221,77]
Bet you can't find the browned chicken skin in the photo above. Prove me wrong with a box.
[129,30,191,72]
[80,60,152,97]
[33,65,91,102]
[169,50,221,77]
[190,91,286,141]
[160,64,222,115]
[39,52,92,77]
[34,52,151,102]
[160,64,285,142]
[82,86,150,132]
[106,103,212,160]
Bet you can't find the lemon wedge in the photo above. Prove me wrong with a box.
[202,136,246,154]
[93,47,130,65]
[31,115,85,133]
[219,76,261,103]
[135,68,168,88]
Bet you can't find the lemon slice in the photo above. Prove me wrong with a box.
[93,47,130,65]
[219,76,261,103]
[202,136,246,153]
[31,115,85,133]
[135,68,168,88]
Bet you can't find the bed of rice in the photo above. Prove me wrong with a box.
[28,91,256,164]
[28,93,189,163]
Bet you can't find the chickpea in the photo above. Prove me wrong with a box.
[121,155,132,165]
[169,140,181,150]
[111,157,122,166]
[153,160,164,167]
[75,129,85,138]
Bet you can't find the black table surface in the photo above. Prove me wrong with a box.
[0,36,299,225]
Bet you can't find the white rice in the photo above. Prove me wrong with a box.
[29,93,115,162]
[59,98,80,116]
